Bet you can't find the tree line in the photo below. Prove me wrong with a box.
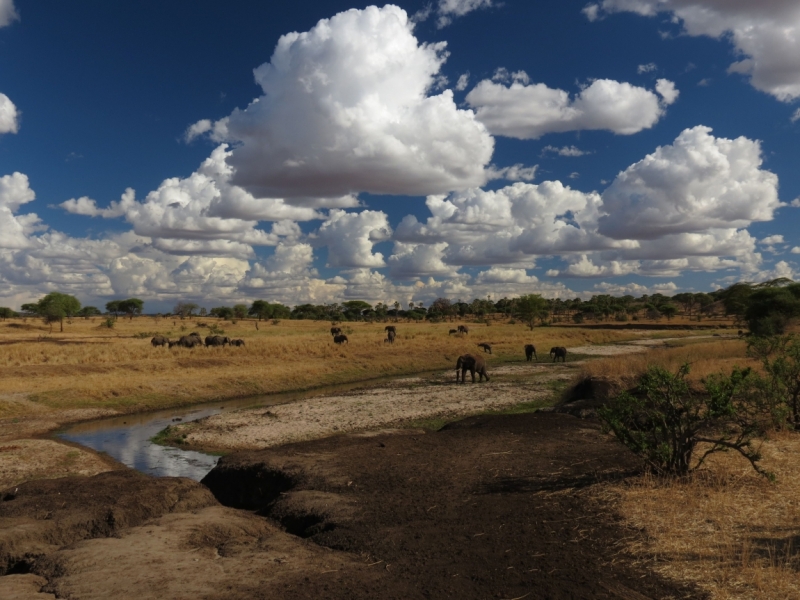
[1,278,797,333]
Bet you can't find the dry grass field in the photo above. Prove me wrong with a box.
[577,337,753,395]
[605,434,800,599]
[0,314,715,436]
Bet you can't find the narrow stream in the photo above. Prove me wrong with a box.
[57,377,399,481]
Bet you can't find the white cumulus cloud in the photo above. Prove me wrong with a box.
[315,209,392,269]
[466,77,677,139]
[0,93,19,135]
[598,126,781,240]
[437,0,494,28]
[200,6,492,199]
[586,0,800,101]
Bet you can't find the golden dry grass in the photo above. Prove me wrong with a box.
[602,434,800,599]
[0,315,714,426]
[578,338,753,395]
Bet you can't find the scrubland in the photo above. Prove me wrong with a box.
[0,315,709,429]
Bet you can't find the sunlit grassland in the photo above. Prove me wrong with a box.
[603,433,800,599]
[578,338,753,392]
[0,315,716,421]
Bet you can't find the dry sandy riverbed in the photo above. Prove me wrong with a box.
[165,363,577,452]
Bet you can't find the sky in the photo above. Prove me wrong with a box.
[1,0,800,312]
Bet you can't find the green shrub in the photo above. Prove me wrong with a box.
[598,363,770,479]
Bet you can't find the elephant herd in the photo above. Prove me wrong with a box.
[455,344,568,384]
[328,325,398,345]
[150,333,245,349]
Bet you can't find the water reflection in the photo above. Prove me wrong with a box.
[59,406,224,480]
[58,375,403,481]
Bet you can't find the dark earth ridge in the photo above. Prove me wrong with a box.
[0,412,703,599]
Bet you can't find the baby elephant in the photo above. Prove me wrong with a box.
[334,334,349,344]
[448,329,458,335]
[230,338,245,347]
[550,346,567,362]
[477,342,492,354]
[456,353,490,383]
[151,335,169,348]
[524,344,537,361]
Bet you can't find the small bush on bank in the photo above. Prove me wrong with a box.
[598,363,771,479]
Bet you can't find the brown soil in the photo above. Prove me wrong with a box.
[0,413,702,599]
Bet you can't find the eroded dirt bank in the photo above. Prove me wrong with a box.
[1,413,700,599]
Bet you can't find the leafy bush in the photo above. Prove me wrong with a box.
[101,318,115,329]
[747,335,800,428]
[572,313,584,324]
[208,324,225,335]
[598,364,770,478]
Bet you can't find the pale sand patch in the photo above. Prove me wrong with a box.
[0,439,116,489]
[174,365,570,451]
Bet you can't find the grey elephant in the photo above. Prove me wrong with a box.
[449,329,458,335]
[550,346,567,362]
[524,344,537,362]
[385,330,396,344]
[456,354,489,383]
[384,325,396,334]
[477,342,492,354]
[334,334,349,344]
[330,327,342,336]
[205,335,229,347]
[458,325,469,334]
[150,335,169,348]
[170,335,203,348]
[230,338,245,347]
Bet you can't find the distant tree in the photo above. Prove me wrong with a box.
[661,304,679,321]
[515,294,548,330]
[174,302,199,318]
[343,300,372,321]
[233,304,248,320]
[105,300,121,319]
[210,306,234,320]
[20,303,38,314]
[77,306,101,318]
[199,307,207,317]
[118,298,144,320]
[249,300,271,321]
[35,292,81,332]
[0,307,18,320]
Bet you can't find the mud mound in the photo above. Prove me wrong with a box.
[0,470,216,576]
[203,412,701,599]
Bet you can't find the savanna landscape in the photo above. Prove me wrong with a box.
[3,283,800,599]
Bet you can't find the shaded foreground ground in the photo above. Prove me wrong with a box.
[1,412,700,599]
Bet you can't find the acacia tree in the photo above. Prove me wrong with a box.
[34,292,81,332]
[118,298,144,320]
[515,294,548,330]
[105,300,121,319]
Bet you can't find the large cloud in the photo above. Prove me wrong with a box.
[466,75,677,139]
[0,0,18,28]
[585,0,800,101]
[598,126,781,240]
[0,173,39,250]
[193,5,493,199]
[0,93,19,135]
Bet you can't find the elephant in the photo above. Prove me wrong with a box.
[205,335,229,347]
[230,338,245,347]
[384,325,396,334]
[456,354,489,383]
[170,335,203,348]
[550,346,567,362]
[448,329,458,335]
[330,327,342,336]
[334,334,349,345]
[477,342,492,354]
[524,344,537,362]
[150,335,169,348]
[458,325,469,334]
[385,330,396,344]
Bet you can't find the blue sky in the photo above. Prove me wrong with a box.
[1,0,799,312]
